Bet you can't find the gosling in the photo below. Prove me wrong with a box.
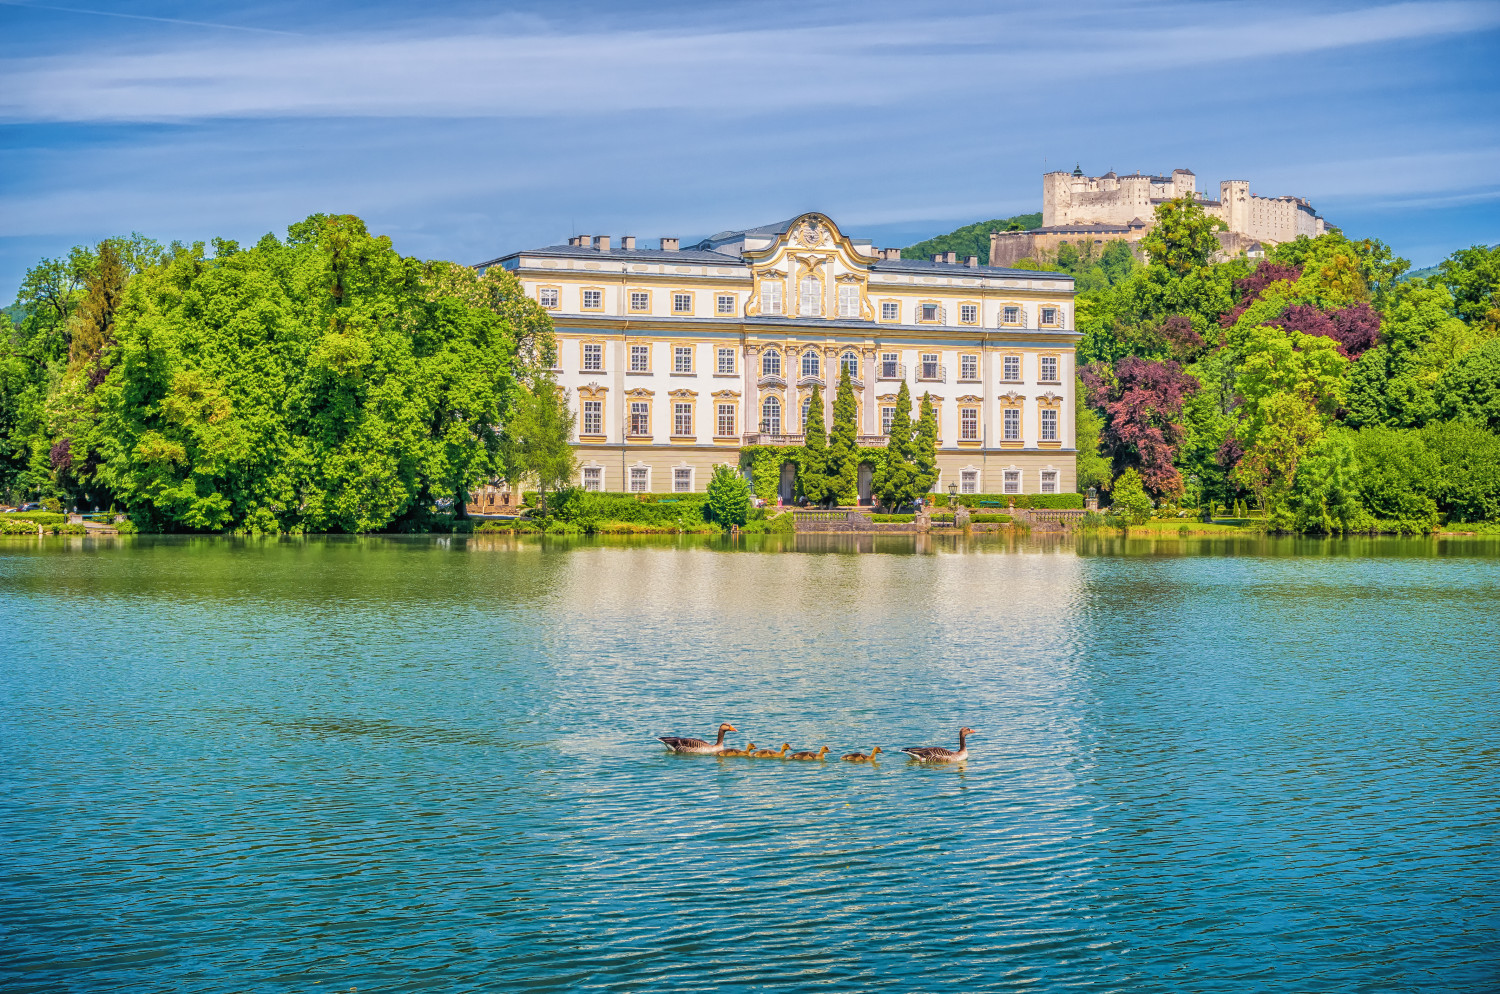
[841,746,883,762]
[789,746,830,761]
[751,743,790,759]
[720,742,756,757]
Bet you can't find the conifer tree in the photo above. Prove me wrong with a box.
[799,384,829,504]
[873,381,920,509]
[914,391,939,497]
[826,366,860,505]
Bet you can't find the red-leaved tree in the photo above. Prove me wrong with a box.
[1081,357,1200,499]
[1221,263,1303,326]
[1269,302,1380,358]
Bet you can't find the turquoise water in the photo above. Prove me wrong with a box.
[1,534,1497,992]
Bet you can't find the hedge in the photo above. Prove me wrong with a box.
[2,512,68,525]
[952,492,1084,510]
[0,518,86,535]
[970,513,1012,524]
[870,513,915,523]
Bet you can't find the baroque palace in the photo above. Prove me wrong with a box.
[477,213,1078,501]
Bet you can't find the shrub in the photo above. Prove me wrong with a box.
[970,514,1012,523]
[706,464,751,528]
[1109,468,1154,524]
[951,492,1084,511]
[3,512,68,525]
[869,513,915,523]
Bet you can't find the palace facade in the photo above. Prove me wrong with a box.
[477,213,1079,500]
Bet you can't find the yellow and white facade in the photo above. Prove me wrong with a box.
[478,213,1079,500]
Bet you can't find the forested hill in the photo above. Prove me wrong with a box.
[899,213,1041,262]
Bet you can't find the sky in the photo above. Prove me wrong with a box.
[2,0,1498,297]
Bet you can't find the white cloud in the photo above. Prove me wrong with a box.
[1,1,1495,123]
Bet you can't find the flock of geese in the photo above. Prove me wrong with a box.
[657,723,975,763]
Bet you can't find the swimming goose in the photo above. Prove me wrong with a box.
[751,743,791,758]
[841,746,883,762]
[900,727,974,763]
[658,723,738,755]
[789,746,829,761]
[720,742,756,757]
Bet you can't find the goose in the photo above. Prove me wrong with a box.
[841,746,883,762]
[658,723,738,755]
[900,727,975,763]
[720,742,756,757]
[789,746,829,761]
[750,743,791,759]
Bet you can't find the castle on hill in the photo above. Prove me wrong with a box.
[990,166,1327,267]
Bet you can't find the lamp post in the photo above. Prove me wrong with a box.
[947,480,957,509]
[1086,487,1098,511]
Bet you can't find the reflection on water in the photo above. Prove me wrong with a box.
[1,535,1497,992]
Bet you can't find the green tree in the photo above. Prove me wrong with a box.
[506,375,576,518]
[1437,336,1500,431]
[706,463,751,528]
[1140,196,1225,276]
[1109,467,1154,523]
[873,381,920,508]
[1434,244,1500,323]
[914,391,938,496]
[1074,378,1112,494]
[825,366,860,506]
[900,213,1041,263]
[798,384,831,505]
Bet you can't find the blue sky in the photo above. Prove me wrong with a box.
[2,0,1498,297]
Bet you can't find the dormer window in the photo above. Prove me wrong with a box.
[582,289,603,310]
[1041,306,1059,326]
[539,287,559,309]
[837,284,859,318]
[920,303,940,323]
[717,293,736,315]
[1002,305,1021,325]
[673,292,693,315]
[762,280,784,315]
[799,276,820,317]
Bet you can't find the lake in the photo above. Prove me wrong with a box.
[1,533,1497,992]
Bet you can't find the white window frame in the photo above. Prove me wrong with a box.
[881,406,895,434]
[673,402,693,437]
[1003,469,1021,494]
[717,403,736,437]
[1003,408,1021,441]
[1041,408,1059,441]
[1003,305,1020,325]
[880,352,900,379]
[673,292,693,314]
[582,466,603,492]
[673,467,693,493]
[674,346,693,374]
[1002,355,1021,382]
[581,400,602,436]
[717,348,736,374]
[960,407,978,441]
[1040,356,1059,382]
[630,344,651,373]
[762,281,783,315]
[539,287,559,309]
[801,395,813,429]
[881,301,899,322]
[629,401,650,437]
[960,304,978,325]
[961,469,979,494]
[920,353,939,379]
[837,284,859,318]
[1041,470,1059,494]
[629,291,650,312]
[717,294,736,315]
[761,395,781,434]
[582,343,603,372]
[799,276,820,316]
[1041,306,1058,326]
[582,288,603,310]
[840,351,860,380]
[762,349,782,378]
[920,303,939,323]
[960,354,978,381]
[629,466,649,493]
[801,350,820,380]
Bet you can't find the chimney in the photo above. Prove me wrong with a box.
[567,235,582,246]
[620,235,636,251]
[966,256,979,268]
[932,253,944,263]
[882,247,901,261]
[593,235,611,252]
[945,251,958,264]
[660,237,679,252]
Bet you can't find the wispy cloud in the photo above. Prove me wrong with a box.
[2,1,1496,123]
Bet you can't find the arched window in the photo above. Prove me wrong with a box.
[840,350,860,380]
[799,276,820,316]
[801,349,820,380]
[762,349,781,378]
[801,394,813,428]
[761,395,782,434]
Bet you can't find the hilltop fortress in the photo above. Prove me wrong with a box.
[991,166,1327,267]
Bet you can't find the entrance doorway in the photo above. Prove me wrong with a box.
[779,462,797,504]
[858,462,874,505]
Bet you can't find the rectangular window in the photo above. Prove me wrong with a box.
[582,343,603,372]
[920,353,939,379]
[881,301,899,322]
[762,281,783,315]
[582,466,602,491]
[961,408,978,441]
[1003,470,1021,494]
[582,400,602,435]
[881,406,895,434]
[716,348,735,374]
[880,352,900,379]
[674,468,692,493]
[630,345,650,372]
[673,292,693,314]
[539,287,559,309]
[582,289,602,310]
[960,354,978,380]
[1003,408,1020,441]
[717,294,736,315]
[629,291,650,312]
[674,346,693,374]
[1041,306,1058,325]
[1002,355,1020,381]
[1003,305,1020,325]
[630,401,650,436]
[673,402,693,437]
[838,285,859,318]
[961,469,978,494]
[1041,408,1059,441]
[920,303,939,323]
[799,277,819,316]
[1041,470,1059,494]
[630,467,648,493]
[1040,356,1059,382]
[960,303,978,324]
[717,403,736,437]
